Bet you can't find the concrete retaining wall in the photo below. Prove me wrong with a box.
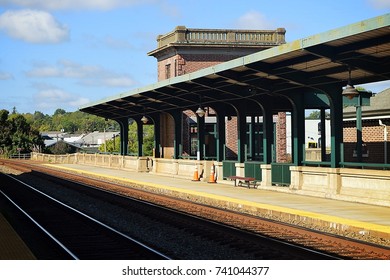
[289,166,390,207]
[31,152,214,182]
[30,152,390,206]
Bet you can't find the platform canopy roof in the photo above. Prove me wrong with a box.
[80,14,390,120]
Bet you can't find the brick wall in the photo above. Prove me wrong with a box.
[157,53,240,80]
[343,120,388,163]
[276,112,287,162]
[157,55,180,81]
[225,117,238,159]
[153,44,284,160]
[344,125,384,142]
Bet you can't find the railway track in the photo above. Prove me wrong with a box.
[0,172,170,260]
[1,159,389,259]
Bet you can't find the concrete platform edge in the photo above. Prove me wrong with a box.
[44,164,390,240]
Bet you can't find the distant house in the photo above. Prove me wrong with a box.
[41,131,68,150]
[41,131,119,154]
[45,139,82,154]
[73,131,120,153]
[41,132,78,154]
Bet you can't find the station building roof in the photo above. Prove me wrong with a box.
[79,14,390,121]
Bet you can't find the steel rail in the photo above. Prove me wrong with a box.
[0,172,171,260]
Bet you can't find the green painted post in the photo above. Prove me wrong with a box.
[328,87,343,168]
[117,118,129,156]
[320,108,327,161]
[251,116,256,160]
[137,120,143,157]
[291,96,305,166]
[216,109,226,162]
[356,95,362,162]
[152,115,161,158]
[171,111,182,159]
[197,114,205,160]
[263,109,274,164]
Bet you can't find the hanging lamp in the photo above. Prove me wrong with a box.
[342,67,359,99]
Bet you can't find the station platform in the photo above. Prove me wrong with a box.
[47,163,390,244]
[1,162,389,259]
[0,213,36,260]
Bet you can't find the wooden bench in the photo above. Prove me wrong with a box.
[227,176,257,189]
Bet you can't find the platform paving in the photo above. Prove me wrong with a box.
[0,213,36,260]
[47,163,390,240]
[1,162,389,259]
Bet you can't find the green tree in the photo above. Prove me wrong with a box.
[98,122,154,156]
[305,110,330,120]
[306,110,321,119]
[100,135,121,153]
[54,108,66,116]
[142,124,154,156]
[0,111,44,155]
[0,110,12,155]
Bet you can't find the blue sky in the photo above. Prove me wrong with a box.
[0,0,389,115]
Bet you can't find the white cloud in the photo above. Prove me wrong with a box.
[368,0,390,9]
[0,71,14,80]
[235,11,275,30]
[0,0,152,10]
[103,36,135,50]
[26,60,136,88]
[0,9,69,43]
[34,87,89,111]
[96,76,135,87]
[58,60,102,79]
[26,65,61,77]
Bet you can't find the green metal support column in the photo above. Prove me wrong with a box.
[196,114,205,160]
[237,107,247,163]
[117,118,129,156]
[136,119,143,157]
[320,108,327,161]
[342,90,372,163]
[171,111,182,159]
[215,107,226,162]
[263,108,274,164]
[356,96,363,162]
[151,115,161,158]
[328,87,343,168]
[250,116,256,160]
[291,95,305,166]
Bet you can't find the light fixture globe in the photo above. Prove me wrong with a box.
[196,106,205,117]
[342,67,359,99]
[141,115,148,124]
[342,84,359,99]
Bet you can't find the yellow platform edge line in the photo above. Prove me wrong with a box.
[44,164,390,234]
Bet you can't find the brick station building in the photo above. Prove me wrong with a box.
[147,26,287,161]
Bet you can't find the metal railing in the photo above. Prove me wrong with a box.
[244,161,263,181]
[271,163,292,186]
[222,160,236,179]
[340,162,390,170]
[8,153,31,160]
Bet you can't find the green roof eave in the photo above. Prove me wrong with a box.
[79,13,390,112]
